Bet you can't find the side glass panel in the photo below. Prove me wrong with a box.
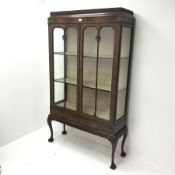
[53,27,77,111]
[96,27,114,120]
[116,27,131,120]
[82,27,97,115]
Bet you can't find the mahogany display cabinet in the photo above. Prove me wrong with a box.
[47,7,135,169]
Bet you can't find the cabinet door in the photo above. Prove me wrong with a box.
[52,26,79,111]
[81,25,115,121]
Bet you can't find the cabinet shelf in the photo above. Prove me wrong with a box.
[84,54,113,59]
[54,51,113,59]
[84,54,129,60]
[83,81,111,92]
[54,51,128,60]
[55,78,77,86]
[54,52,77,57]
[56,100,76,110]
[55,78,126,92]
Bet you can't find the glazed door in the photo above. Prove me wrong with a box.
[81,24,115,122]
[51,25,79,111]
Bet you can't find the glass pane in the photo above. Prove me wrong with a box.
[83,87,95,115]
[83,27,98,57]
[116,90,127,118]
[96,27,114,120]
[82,27,97,115]
[66,28,78,54]
[96,90,110,120]
[53,28,65,105]
[53,28,64,53]
[99,27,114,58]
[120,27,131,58]
[53,27,78,111]
[66,28,78,85]
[54,82,64,104]
[65,84,77,110]
[116,27,131,120]
[83,58,96,89]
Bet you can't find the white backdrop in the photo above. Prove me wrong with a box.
[0,0,175,174]
[0,0,49,146]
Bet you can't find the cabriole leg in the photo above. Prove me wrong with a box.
[62,124,67,135]
[109,138,118,170]
[47,116,54,142]
[121,128,128,157]
[120,134,127,157]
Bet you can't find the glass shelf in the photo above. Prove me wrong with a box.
[84,54,113,59]
[83,81,126,92]
[83,80,110,92]
[55,100,76,110]
[55,78,77,85]
[54,52,77,56]
[55,78,126,92]
[54,51,128,60]
[54,51,113,59]
[84,54,129,60]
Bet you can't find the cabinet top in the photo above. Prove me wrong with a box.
[48,7,135,25]
[50,7,134,17]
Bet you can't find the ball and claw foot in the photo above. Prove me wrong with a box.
[121,151,126,157]
[110,162,117,170]
[48,137,54,142]
[62,130,67,135]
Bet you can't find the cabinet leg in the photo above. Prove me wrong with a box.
[47,116,54,142]
[121,128,128,157]
[109,138,118,170]
[62,124,67,135]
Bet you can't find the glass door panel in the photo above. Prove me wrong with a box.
[83,87,95,115]
[99,27,114,58]
[53,27,78,111]
[53,28,64,53]
[82,26,114,121]
[82,27,97,115]
[65,27,78,86]
[96,90,110,120]
[116,27,131,120]
[96,27,114,120]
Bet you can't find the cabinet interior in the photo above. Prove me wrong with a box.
[53,26,131,121]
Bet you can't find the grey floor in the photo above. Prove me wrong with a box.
[0,124,170,175]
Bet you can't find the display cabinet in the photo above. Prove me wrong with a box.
[47,8,135,169]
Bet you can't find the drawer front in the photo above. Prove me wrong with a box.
[52,109,91,127]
